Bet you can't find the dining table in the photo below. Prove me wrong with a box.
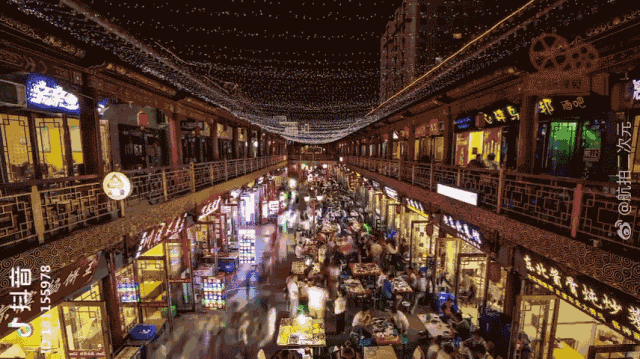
[350,263,382,277]
[363,346,398,359]
[369,317,402,346]
[417,314,454,339]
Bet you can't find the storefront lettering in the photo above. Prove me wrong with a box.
[442,214,483,249]
[524,253,640,340]
[633,79,640,101]
[64,268,80,287]
[200,197,221,219]
[26,75,80,115]
[538,98,555,115]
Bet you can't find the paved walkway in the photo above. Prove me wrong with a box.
[146,225,433,359]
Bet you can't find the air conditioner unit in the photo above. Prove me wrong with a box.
[0,80,26,107]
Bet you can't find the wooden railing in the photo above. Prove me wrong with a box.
[346,156,640,249]
[0,156,286,249]
[288,154,338,161]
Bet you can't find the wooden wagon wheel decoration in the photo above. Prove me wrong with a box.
[529,33,569,70]
[566,42,599,71]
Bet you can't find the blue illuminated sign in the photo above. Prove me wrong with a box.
[26,74,80,116]
[454,116,474,132]
[97,99,109,118]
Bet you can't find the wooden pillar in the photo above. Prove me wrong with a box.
[26,112,43,180]
[407,123,416,162]
[248,129,255,158]
[516,96,538,174]
[256,129,262,157]
[211,121,220,160]
[79,94,104,175]
[388,129,395,159]
[503,269,522,319]
[169,113,183,166]
[443,106,454,166]
[232,126,239,159]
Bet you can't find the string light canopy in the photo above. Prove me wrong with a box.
[8,0,628,143]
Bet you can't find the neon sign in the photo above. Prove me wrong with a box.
[632,80,640,101]
[522,250,640,342]
[442,214,484,250]
[199,197,221,220]
[26,74,80,116]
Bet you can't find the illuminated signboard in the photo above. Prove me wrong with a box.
[383,186,399,200]
[633,80,640,101]
[454,116,475,132]
[371,181,382,191]
[481,104,520,127]
[199,197,221,220]
[25,74,80,116]
[403,197,428,218]
[437,184,478,206]
[520,248,640,342]
[97,99,109,118]
[442,214,484,250]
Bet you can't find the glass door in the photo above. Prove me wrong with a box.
[137,256,170,329]
[545,122,578,177]
[60,302,111,358]
[410,220,431,268]
[509,295,560,359]
[455,253,488,325]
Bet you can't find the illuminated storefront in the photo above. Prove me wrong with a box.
[0,255,108,359]
[415,118,444,162]
[436,213,504,325]
[115,214,189,339]
[454,102,521,168]
[534,95,610,179]
[512,247,640,359]
[402,198,436,270]
[0,73,103,183]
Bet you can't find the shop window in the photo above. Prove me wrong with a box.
[0,114,33,182]
[67,118,84,176]
[72,282,102,301]
[62,305,108,354]
[35,117,70,178]
[137,259,167,302]
[115,265,140,334]
[434,137,444,162]
[0,306,64,359]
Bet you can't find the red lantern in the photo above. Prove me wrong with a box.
[137,110,149,128]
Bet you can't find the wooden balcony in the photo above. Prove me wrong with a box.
[0,156,286,254]
[345,156,639,251]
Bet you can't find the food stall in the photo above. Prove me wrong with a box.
[277,317,326,358]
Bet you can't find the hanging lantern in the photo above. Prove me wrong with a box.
[137,110,149,129]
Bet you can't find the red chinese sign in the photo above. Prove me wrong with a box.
[0,255,100,339]
[131,213,187,258]
[213,214,228,249]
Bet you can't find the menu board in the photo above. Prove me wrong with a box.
[213,214,228,250]
[238,229,256,264]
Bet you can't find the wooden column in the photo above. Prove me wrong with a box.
[169,113,183,166]
[516,96,538,174]
[248,129,255,158]
[78,95,104,175]
[232,126,239,159]
[503,269,522,319]
[407,123,416,162]
[388,129,395,159]
[26,112,43,180]
[443,106,454,166]
[211,121,220,160]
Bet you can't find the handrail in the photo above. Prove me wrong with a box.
[0,155,286,250]
[345,156,639,250]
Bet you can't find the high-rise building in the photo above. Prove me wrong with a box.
[380,0,488,103]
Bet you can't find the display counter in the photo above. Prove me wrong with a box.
[277,317,326,347]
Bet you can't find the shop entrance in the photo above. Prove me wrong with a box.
[409,220,432,269]
[455,253,488,325]
[509,295,560,359]
[136,256,170,329]
[60,302,111,358]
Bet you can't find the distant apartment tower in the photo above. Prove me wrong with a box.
[380,0,487,103]
[380,0,439,104]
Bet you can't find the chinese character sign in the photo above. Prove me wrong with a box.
[522,249,640,342]
[25,74,80,116]
[442,214,484,250]
[0,255,99,339]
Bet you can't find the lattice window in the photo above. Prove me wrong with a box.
[72,282,102,301]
